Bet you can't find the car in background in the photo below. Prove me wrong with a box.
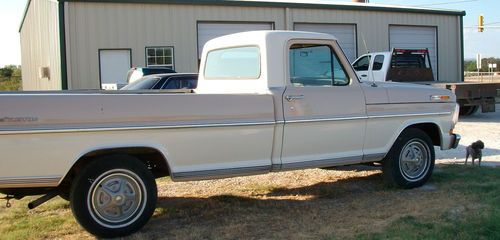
[121,73,198,90]
[126,67,177,84]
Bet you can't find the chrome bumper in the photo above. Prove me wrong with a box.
[450,134,461,149]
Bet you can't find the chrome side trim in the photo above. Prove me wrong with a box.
[0,176,62,188]
[284,112,451,124]
[0,121,276,135]
[286,116,368,124]
[0,112,450,135]
[171,165,270,182]
[367,112,451,119]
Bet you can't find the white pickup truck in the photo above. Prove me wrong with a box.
[352,49,500,115]
[0,31,460,237]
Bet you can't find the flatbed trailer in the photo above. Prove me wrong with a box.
[419,81,500,115]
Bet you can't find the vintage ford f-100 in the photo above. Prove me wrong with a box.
[0,31,460,237]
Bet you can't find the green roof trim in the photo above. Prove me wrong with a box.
[18,0,32,33]
[19,0,466,32]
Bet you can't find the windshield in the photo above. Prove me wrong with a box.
[121,76,161,90]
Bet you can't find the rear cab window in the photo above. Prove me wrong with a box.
[204,46,261,79]
[372,55,385,71]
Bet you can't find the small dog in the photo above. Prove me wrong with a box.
[465,140,485,166]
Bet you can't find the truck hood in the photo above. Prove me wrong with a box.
[363,81,456,104]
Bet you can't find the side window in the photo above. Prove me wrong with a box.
[289,44,349,87]
[372,55,385,71]
[161,77,197,89]
[353,55,371,71]
[146,47,174,69]
[163,78,181,89]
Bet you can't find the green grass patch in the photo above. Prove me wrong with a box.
[0,196,82,239]
[357,165,500,240]
[0,76,21,91]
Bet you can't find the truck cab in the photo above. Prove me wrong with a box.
[352,49,434,83]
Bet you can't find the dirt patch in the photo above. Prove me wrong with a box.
[128,167,471,240]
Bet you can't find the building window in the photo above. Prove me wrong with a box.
[146,47,174,69]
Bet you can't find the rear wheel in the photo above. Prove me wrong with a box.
[70,155,157,238]
[382,128,435,189]
[459,105,478,116]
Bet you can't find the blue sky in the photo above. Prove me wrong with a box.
[0,0,497,66]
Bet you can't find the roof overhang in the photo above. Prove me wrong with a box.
[19,0,466,32]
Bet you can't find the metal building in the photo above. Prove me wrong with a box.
[19,0,465,90]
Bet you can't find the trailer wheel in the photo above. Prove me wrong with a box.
[459,105,478,116]
[382,128,435,189]
[70,155,157,238]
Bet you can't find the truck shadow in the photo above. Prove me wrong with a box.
[458,105,500,123]
[137,171,447,239]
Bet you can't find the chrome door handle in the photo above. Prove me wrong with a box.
[285,95,304,102]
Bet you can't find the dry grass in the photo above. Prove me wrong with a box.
[2,164,498,240]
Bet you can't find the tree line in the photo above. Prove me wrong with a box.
[464,57,500,72]
[0,65,22,91]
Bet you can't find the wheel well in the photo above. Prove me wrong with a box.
[407,123,441,146]
[60,147,170,188]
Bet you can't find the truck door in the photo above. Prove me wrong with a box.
[370,54,386,82]
[352,54,371,82]
[281,40,367,169]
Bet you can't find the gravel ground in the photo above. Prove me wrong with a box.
[435,104,500,167]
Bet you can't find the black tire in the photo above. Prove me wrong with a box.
[459,105,478,116]
[70,155,157,238]
[382,128,435,189]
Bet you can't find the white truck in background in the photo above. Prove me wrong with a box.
[0,31,460,238]
[352,49,500,115]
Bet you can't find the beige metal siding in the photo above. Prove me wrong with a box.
[65,2,462,89]
[20,0,62,90]
[290,9,461,82]
[65,2,286,89]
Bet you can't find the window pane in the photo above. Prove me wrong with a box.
[289,44,333,87]
[373,55,385,71]
[353,56,371,71]
[147,49,155,57]
[165,48,172,56]
[165,57,172,65]
[147,57,156,65]
[156,48,164,57]
[156,57,164,65]
[204,46,260,79]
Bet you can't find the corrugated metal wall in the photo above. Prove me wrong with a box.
[64,2,461,89]
[20,0,62,90]
[65,2,285,89]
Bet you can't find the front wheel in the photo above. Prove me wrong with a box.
[382,128,435,189]
[70,155,157,238]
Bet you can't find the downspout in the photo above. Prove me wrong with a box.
[58,1,68,90]
[460,15,465,82]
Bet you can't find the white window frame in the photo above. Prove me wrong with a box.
[145,46,175,69]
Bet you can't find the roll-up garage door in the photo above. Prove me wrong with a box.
[294,23,357,62]
[389,25,438,80]
[197,22,273,58]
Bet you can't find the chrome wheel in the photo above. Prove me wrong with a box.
[399,140,430,182]
[88,170,147,228]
